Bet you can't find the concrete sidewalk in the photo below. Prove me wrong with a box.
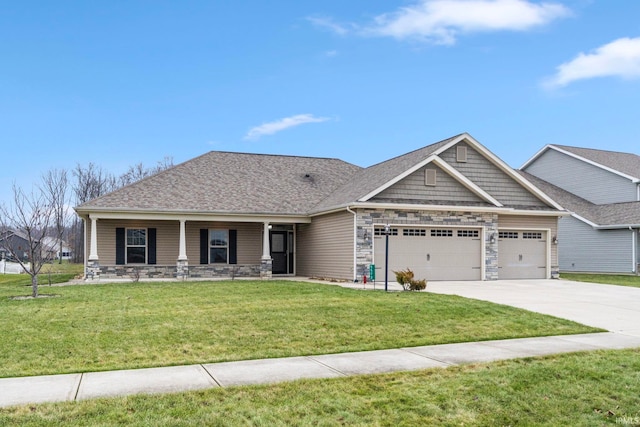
[2,332,640,408]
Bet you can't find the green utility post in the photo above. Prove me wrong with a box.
[369,264,375,281]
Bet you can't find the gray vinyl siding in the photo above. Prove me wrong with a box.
[372,164,486,204]
[498,215,558,268]
[524,149,637,204]
[296,210,354,280]
[93,219,262,265]
[441,143,549,208]
[558,216,635,273]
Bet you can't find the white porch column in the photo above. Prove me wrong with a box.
[89,216,99,261]
[178,219,188,261]
[262,221,271,259]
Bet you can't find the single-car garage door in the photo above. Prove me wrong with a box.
[498,230,547,279]
[374,227,482,281]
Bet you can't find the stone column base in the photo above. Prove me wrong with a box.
[86,259,100,281]
[260,258,273,280]
[176,259,189,280]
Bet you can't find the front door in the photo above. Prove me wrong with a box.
[270,231,293,275]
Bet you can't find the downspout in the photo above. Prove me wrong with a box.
[631,227,637,274]
[346,206,357,282]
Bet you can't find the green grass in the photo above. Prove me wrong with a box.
[0,280,599,378]
[2,349,639,426]
[561,273,640,288]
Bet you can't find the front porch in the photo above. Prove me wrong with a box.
[83,214,302,281]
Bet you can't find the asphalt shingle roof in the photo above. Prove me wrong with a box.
[552,145,640,180]
[520,172,640,227]
[77,151,362,215]
[313,135,461,211]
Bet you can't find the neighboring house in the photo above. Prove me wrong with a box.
[521,145,640,274]
[74,133,565,282]
[0,229,31,262]
[41,237,73,261]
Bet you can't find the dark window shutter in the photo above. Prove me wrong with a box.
[229,229,237,264]
[200,229,208,264]
[148,228,156,265]
[115,228,125,265]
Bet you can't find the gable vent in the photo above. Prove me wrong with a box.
[457,145,468,163]
[425,169,437,186]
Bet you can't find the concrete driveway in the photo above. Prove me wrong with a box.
[427,279,640,337]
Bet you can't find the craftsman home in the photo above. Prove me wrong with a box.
[75,133,566,282]
[521,144,640,274]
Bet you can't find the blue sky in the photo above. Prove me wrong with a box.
[1,1,640,205]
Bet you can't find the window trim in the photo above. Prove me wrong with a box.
[125,228,147,264]
[209,229,229,264]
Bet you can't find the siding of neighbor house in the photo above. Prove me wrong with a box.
[524,149,637,204]
[558,216,635,273]
[92,219,263,265]
[440,143,548,207]
[373,164,486,204]
[296,210,354,280]
[498,215,558,268]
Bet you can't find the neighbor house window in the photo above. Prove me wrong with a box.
[126,228,146,264]
[209,230,229,263]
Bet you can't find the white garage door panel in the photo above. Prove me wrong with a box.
[374,228,481,282]
[498,231,547,279]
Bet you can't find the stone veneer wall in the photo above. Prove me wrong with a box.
[92,264,261,280]
[355,208,499,281]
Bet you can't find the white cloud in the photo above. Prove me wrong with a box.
[544,37,640,88]
[244,114,330,140]
[368,0,570,44]
[307,16,350,36]
[309,0,569,45]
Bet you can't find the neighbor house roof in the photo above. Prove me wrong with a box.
[521,172,640,228]
[523,144,640,182]
[76,152,362,216]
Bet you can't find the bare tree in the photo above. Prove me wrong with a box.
[41,168,69,264]
[71,163,117,263]
[0,184,54,297]
[118,157,174,187]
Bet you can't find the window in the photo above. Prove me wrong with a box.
[126,229,146,264]
[425,169,437,186]
[458,229,479,238]
[499,232,519,239]
[431,229,453,237]
[209,230,228,263]
[523,232,543,240]
[403,228,426,236]
[374,227,398,236]
[457,145,468,162]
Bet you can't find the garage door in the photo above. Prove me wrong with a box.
[498,230,547,279]
[374,227,482,281]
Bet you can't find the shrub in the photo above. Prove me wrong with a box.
[393,268,427,291]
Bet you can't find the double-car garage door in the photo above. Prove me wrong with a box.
[374,227,482,281]
[373,226,547,281]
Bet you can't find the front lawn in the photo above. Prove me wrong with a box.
[561,273,640,288]
[0,280,599,378]
[2,349,639,426]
